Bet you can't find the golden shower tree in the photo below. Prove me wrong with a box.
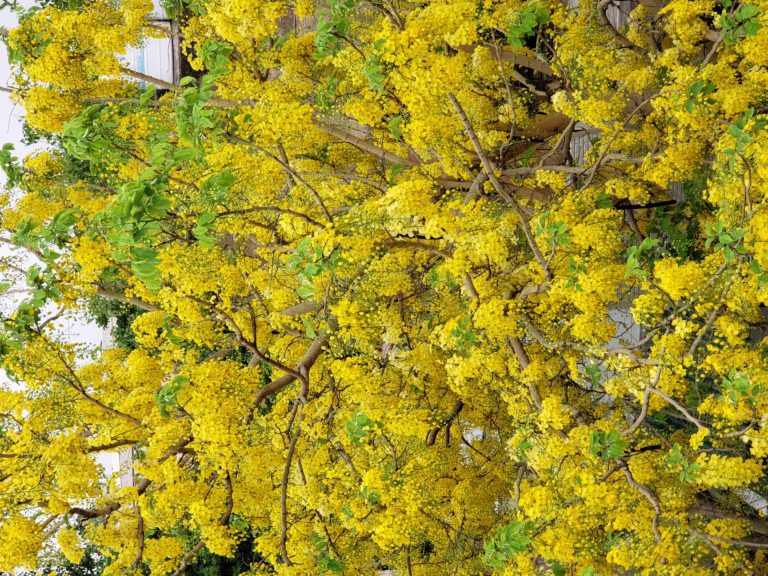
[1,0,768,574]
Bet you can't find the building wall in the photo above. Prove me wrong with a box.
[123,22,178,85]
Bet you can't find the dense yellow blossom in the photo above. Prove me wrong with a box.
[1,0,768,574]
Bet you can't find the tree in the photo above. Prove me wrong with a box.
[1,0,768,574]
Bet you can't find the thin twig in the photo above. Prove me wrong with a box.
[621,461,661,541]
[280,403,304,566]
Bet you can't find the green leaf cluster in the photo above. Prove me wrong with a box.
[589,430,627,460]
[723,107,767,170]
[704,221,747,262]
[63,105,128,169]
[451,315,479,353]
[287,237,344,299]
[192,211,217,248]
[310,532,346,574]
[722,369,763,406]
[345,409,375,446]
[507,2,550,48]
[748,259,768,288]
[314,76,340,113]
[174,41,231,146]
[156,374,188,417]
[720,3,762,45]
[363,39,388,94]
[482,521,534,571]
[565,257,586,290]
[625,237,658,278]
[535,211,569,249]
[666,443,702,483]
[684,79,716,113]
[315,0,357,58]
[0,143,22,188]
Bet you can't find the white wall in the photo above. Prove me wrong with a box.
[123,22,176,85]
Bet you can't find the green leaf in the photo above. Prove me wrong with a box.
[666,443,683,466]
[363,56,386,93]
[387,162,404,184]
[737,4,760,21]
[172,147,200,162]
[297,284,315,299]
[318,551,345,573]
[482,521,534,570]
[50,209,78,235]
[198,211,217,226]
[131,246,159,261]
[193,226,216,247]
[603,438,627,459]
[296,237,312,257]
[360,485,380,504]
[589,430,627,460]
[345,410,375,446]
[302,317,316,338]
[156,375,188,417]
[639,237,658,251]
[596,192,613,209]
[387,114,403,140]
[507,2,550,47]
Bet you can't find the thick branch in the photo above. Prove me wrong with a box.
[317,123,418,167]
[506,337,543,411]
[86,439,139,453]
[69,477,150,518]
[279,301,323,316]
[454,44,554,75]
[426,400,464,446]
[119,67,177,90]
[130,506,145,571]
[94,287,158,312]
[250,334,330,413]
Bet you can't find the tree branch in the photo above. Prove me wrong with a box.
[280,403,303,566]
[448,93,552,281]
[94,287,158,312]
[426,400,464,446]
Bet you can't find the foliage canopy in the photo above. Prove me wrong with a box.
[1,0,768,574]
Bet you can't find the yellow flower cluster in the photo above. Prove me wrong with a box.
[0,516,43,572]
[2,0,768,574]
[696,454,763,488]
[57,528,85,565]
[653,258,707,301]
